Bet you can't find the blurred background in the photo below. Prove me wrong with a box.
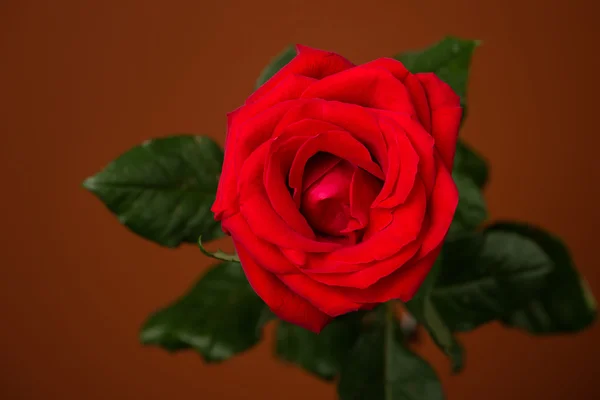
[1,0,599,399]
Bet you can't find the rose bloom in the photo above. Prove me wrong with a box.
[212,45,461,332]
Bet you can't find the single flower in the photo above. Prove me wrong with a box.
[212,45,461,332]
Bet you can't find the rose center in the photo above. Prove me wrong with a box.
[299,153,382,240]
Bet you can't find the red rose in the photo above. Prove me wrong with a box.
[212,45,461,333]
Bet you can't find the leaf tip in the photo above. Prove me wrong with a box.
[139,322,162,345]
[81,175,98,192]
[581,277,597,313]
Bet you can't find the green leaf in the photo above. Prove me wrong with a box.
[83,135,224,247]
[255,45,297,89]
[487,222,597,334]
[453,140,489,189]
[395,36,480,107]
[448,172,488,235]
[337,305,445,400]
[275,312,364,380]
[432,229,555,332]
[139,262,269,362]
[405,258,464,373]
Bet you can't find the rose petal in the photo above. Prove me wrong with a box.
[301,160,355,236]
[235,242,331,333]
[272,100,388,172]
[348,167,383,228]
[229,75,317,133]
[277,118,342,141]
[288,130,385,206]
[403,73,432,132]
[303,179,427,271]
[238,141,340,253]
[305,159,457,296]
[430,106,462,170]
[264,136,315,238]
[301,152,343,190]
[415,156,459,259]
[372,115,419,208]
[249,45,354,104]
[293,208,392,275]
[281,248,307,266]
[304,240,421,289]
[416,72,461,110]
[362,207,394,240]
[301,66,416,115]
[213,100,301,220]
[334,245,443,304]
[360,57,410,81]
[316,232,358,246]
[359,58,431,130]
[265,131,346,238]
[330,179,427,263]
[382,112,437,196]
[277,273,364,317]
[416,73,462,169]
[222,213,297,274]
[240,192,340,252]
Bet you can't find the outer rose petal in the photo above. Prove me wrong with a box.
[358,58,432,132]
[334,245,443,304]
[414,157,459,259]
[360,57,409,81]
[280,248,307,266]
[403,73,433,132]
[277,272,364,317]
[213,100,301,220]
[416,72,461,110]
[221,213,296,275]
[249,45,354,104]
[416,72,462,169]
[430,106,462,170]
[214,75,317,221]
[301,66,416,115]
[236,75,318,125]
[235,242,331,333]
[303,240,421,289]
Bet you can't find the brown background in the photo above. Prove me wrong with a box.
[1,0,599,399]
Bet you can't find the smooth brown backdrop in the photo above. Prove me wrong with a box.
[2,0,599,399]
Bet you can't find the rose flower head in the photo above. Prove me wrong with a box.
[212,45,461,333]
